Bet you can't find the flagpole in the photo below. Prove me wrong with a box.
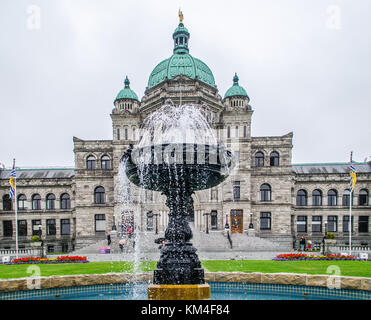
[14,159,19,259]
[349,151,354,257]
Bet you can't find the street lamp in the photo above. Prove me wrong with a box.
[203,212,210,234]
[225,214,230,229]
[153,213,161,234]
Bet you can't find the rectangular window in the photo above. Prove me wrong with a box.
[146,212,153,231]
[18,220,27,237]
[343,216,353,233]
[235,126,239,138]
[117,128,120,140]
[61,219,71,235]
[243,125,247,138]
[46,219,56,236]
[227,126,231,138]
[327,216,338,232]
[47,245,54,253]
[32,220,42,236]
[211,210,218,230]
[358,216,369,233]
[95,214,106,232]
[297,216,307,233]
[260,212,271,230]
[124,128,128,140]
[312,216,322,233]
[233,181,240,201]
[3,221,12,237]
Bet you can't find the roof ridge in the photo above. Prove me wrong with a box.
[292,162,367,166]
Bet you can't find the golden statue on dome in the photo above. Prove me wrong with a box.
[178,9,184,22]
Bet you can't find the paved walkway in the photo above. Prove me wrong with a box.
[73,250,296,262]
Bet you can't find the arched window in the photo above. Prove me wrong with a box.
[328,189,337,206]
[60,193,71,209]
[32,194,41,210]
[359,189,369,206]
[296,190,307,206]
[260,184,271,202]
[270,151,280,166]
[312,189,322,206]
[94,187,105,204]
[255,152,264,167]
[342,189,352,206]
[101,155,111,170]
[86,155,96,170]
[46,193,56,210]
[17,194,27,210]
[2,194,12,211]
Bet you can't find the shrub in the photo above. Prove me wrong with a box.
[325,232,335,239]
[31,235,41,242]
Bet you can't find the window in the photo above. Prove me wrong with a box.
[146,212,153,231]
[32,220,42,236]
[260,212,271,230]
[233,181,240,201]
[358,216,369,233]
[270,151,279,166]
[95,214,106,232]
[17,194,26,210]
[227,126,231,139]
[3,194,12,211]
[312,216,322,233]
[18,220,27,237]
[101,155,111,170]
[243,125,247,138]
[60,193,71,209]
[211,211,218,230]
[327,189,337,206]
[235,126,239,138]
[342,189,352,206]
[47,245,55,253]
[297,216,307,233]
[296,190,307,206]
[124,128,128,140]
[255,152,264,167]
[94,187,105,204]
[327,216,337,232]
[46,219,56,236]
[32,194,41,210]
[46,194,56,210]
[3,221,12,237]
[61,219,71,235]
[260,184,271,202]
[86,155,96,170]
[343,216,353,233]
[132,127,136,140]
[117,128,120,140]
[312,189,322,206]
[359,189,369,206]
[61,243,68,252]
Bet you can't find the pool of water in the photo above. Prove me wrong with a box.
[1,282,370,300]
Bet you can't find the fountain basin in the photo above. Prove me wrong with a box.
[148,284,210,300]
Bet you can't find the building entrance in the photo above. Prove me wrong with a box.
[230,210,243,233]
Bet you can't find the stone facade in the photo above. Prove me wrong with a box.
[0,19,370,252]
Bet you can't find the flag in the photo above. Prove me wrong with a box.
[9,160,16,198]
[349,152,357,192]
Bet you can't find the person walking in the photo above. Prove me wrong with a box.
[119,238,126,253]
[107,232,111,246]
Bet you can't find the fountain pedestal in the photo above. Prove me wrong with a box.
[148,284,210,300]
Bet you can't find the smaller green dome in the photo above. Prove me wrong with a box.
[224,73,249,99]
[114,76,138,102]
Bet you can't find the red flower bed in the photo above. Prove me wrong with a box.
[273,253,360,261]
[8,256,88,265]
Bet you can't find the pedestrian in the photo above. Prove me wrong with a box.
[107,232,111,246]
[307,239,312,251]
[127,226,132,239]
[119,238,126,253]
[299,237,305,251]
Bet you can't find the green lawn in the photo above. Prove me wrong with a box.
[202,260,371,278]
[0,260,370,280]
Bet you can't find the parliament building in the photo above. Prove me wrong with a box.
[1,16,370,253]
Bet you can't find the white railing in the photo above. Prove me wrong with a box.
[330,245,371,252]
[0,248,42,261]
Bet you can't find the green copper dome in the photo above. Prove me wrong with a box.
[147,20,216,89]
[114,76,138,102]
[224,73,249,99]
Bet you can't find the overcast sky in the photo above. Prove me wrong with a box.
[0,0,370,168]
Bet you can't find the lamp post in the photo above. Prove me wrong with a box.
[225,214,230,229]
[203,212,210,234]
[153,213,161,234]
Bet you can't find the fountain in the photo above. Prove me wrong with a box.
[120,102,235,300]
